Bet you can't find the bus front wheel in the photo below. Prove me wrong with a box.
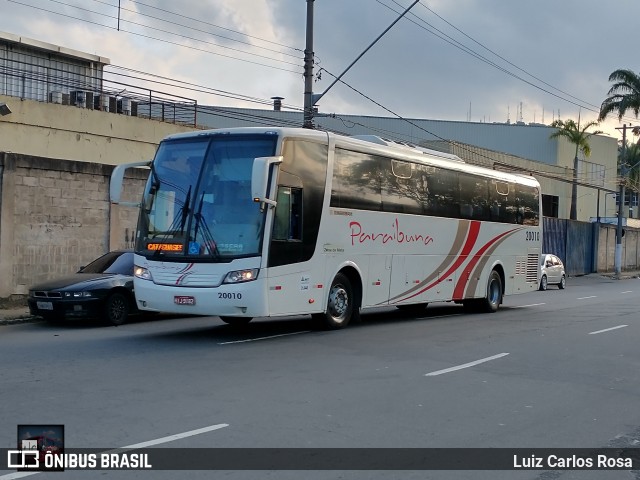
[313,273,356,330]
[480,270,503,313]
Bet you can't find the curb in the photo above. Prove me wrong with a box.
[0,315,40,326]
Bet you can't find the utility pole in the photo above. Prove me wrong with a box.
[614,125,628,278]
[302,0,420,128]
[302,0,315,129]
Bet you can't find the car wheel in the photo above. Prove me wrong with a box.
[312,273,357,330]
[558,275,566,289]
[396,303,428,315]
[480,270,502,313]
[219,316,253,326]
[104,292,130,326]
[539,275,548,291]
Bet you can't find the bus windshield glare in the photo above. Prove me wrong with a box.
[136,134,277,260]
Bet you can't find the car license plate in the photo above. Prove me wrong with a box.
[174,296,196,305]
[36,301,53,310]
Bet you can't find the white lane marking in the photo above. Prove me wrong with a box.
[425,353,510,377]
[511,303,546,308]
[218,331,311,345]
[0,424,229,480]
[588,325,628,335]
[621,291,633,294]
[577,296,597,300]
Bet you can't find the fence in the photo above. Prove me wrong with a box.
[0,55,199,126]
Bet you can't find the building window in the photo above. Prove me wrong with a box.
[542,194,559,218]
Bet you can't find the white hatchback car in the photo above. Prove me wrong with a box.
[539,254,566,291]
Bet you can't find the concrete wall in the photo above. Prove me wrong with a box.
[597,224,640,273]
[0,153,147,297]
[0,94,195,165]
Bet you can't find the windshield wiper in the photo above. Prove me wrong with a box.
[193,192,221,259]
[150,185,193,257]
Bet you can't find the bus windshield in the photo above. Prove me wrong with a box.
[136,134,278,260]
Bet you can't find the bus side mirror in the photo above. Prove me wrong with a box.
[110,161,151,206]
[251,156,283,207]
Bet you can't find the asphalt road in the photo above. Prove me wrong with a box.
[1,275,639,480]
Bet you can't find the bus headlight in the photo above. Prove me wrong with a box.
[223,269,259,284]
[134,266,153,281]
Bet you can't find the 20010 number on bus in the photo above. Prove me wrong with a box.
[219,292,242,300]
[526,231,540,241]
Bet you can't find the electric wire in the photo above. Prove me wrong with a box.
[43,0,301,67]
[88,0,302,60]
[7,0,302,74]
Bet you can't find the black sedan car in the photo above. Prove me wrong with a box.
[28,250,137,325]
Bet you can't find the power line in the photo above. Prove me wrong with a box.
[129,0,302,53]
[43,0,301,67]
[88,0,302,60]
[7,0,302,74]
[375,0,599,116]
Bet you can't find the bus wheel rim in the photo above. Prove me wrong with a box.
[328,285,348,321]
[488,279,500,304]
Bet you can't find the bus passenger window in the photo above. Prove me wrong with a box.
[273,187,303,241]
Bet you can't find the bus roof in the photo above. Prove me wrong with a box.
[161,127,540,188]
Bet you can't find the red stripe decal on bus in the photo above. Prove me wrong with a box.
[385,220,471,304]
[452,229,519,300]
[174,263,194,285]
[396,220,481,303]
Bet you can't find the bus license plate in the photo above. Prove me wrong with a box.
[174,296,196,305]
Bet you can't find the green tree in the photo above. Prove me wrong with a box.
[621,142,640,207]
[598,69,640,121]
[549,118,602,220]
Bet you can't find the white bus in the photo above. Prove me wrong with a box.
[111,127,541,329]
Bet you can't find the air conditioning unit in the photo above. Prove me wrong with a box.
[70,90,86,108]
[117,98,132,115]
[85,92,94,110]
[94,94,110,111]
[49,91,63,104]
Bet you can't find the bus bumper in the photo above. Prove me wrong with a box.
[133,277,269,317]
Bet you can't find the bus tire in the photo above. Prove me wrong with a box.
[396,303,428,314]
[480,270,502,313]
[220,316,253,326]
[314,273,355,330]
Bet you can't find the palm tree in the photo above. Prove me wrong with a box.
[598,69,640,121]
[622,142,640,211]
[549,118,602,220]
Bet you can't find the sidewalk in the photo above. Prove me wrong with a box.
[0,297,36,325]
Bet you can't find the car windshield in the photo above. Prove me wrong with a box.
[80,252,133,275]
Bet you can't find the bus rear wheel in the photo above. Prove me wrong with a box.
[220,316,253,326]
[480,270,503,313]
[313,273,356,330]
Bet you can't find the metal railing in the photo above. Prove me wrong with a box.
[0,57,198,127]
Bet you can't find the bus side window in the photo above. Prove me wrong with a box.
[273,187,303,241]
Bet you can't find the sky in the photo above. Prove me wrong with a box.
[1,0,639,141]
